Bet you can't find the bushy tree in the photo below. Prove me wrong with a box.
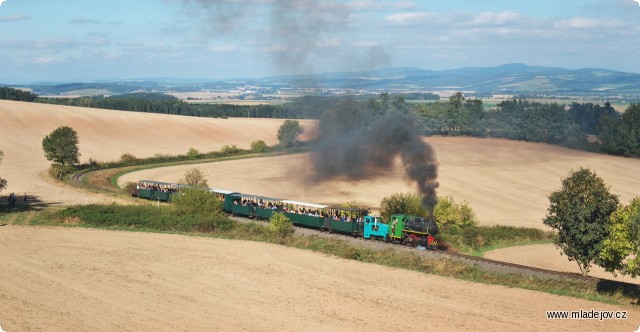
[600,198,640,277]
[277,120,304,147]
[433,196,478,230]
[543,168,619,275]
[187,147,199,159]
[171,187,222,215]
[268,212,294,239]
[170,188,233,232]
[220,144,240,155]
[42,126,80,166]
[250,140,268,152]
[379,192,426,221]
[120,153,137,163]
[179,168,208,187]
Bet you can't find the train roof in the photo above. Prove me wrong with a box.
[281,199,329,209]
[139,180,178,186]
[231,193,282,201]
[209,188,236,195]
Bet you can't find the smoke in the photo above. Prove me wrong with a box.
[182,0,390,79]
[311,109,439,215]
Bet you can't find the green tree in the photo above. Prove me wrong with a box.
[268,212,294,239]
[179,168,208,187]
[277,120,304,147]
[42,126,80,166]
[318,98,364,136]
[600,198,640,277]
[0,150,6,193]
[220,144,240,155]
[433,196,478,230]
[543,168,619,275]
[186,147,199,159]
[250,140,268,152]
[379,192,426,221]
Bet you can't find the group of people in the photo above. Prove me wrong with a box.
[231,198,364,221]
[6,192,27,207]
[137,183,177,193]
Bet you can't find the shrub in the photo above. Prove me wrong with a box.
[220,144,240,155]
[250,140,268,152]
[120,153,137,163]
[48,164,77,180]
[187,147,200,159]
[433,195,478,230]
[268,212,294,239]
[379,192,426,220]
[178,168,208,187]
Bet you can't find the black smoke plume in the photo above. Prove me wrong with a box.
[311,110,439,215]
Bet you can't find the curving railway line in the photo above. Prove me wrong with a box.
[74,169,639,290]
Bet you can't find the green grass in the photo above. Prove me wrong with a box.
[25,142,637,306]
[8,205,638,307]
[438,225,556,256]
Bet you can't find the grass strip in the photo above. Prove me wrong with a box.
[5,205,636,307]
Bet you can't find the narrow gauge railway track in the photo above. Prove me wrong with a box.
[71,170,93,183]
[231,214,639,288]
[71,171,639,289]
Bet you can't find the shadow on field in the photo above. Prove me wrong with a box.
[0,194,59,214]
[597,279,640,304]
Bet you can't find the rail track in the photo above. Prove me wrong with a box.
[72,169,639,289]
[230,215,639,289]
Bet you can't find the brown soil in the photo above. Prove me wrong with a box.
[0,100,316,205]
[2,100,639,330]
[1,225,638,332]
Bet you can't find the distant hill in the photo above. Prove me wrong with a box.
[10,63,640,97]
[258,64,640,96]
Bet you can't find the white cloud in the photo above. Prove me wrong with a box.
[34,57,56,64]
[635,0,640,6]
[210,44,238,53]
[0,14,30,22]
[0,0,6,7]
[555,17,623,29]
[467,12,523,26]
[385,12,436,25]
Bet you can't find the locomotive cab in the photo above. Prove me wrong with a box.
[363,216,388,241]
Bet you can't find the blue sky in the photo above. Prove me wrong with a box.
[1,0,640,83]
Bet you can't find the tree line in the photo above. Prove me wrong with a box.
[1,86,639,158]
[415,93,640,157]
[0,86,38,102]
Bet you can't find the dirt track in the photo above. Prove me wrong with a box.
[2,100,640,330]
[1,225,638,332]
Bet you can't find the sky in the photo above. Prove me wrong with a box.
[1,0,640,83]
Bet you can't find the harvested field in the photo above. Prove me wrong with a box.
[0,100,316,205]
[1,225,638,332]
[1,100,639,330]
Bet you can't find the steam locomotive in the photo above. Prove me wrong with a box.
[132,180,439,249]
